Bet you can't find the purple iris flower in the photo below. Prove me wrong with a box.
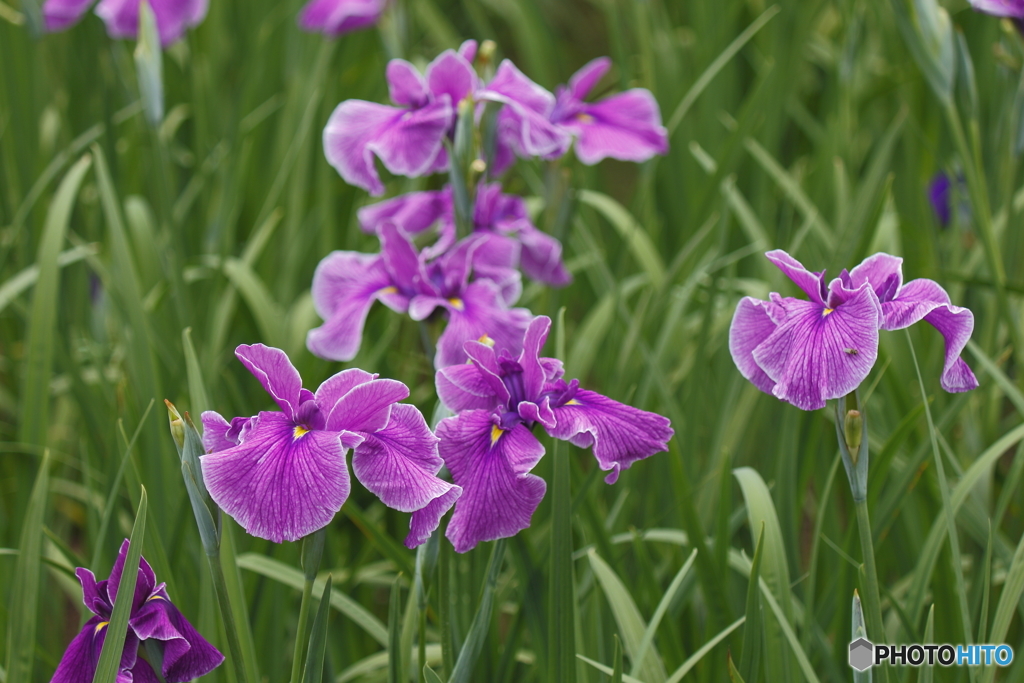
[435,315,674,552]
[549,57,668,165]
[200,344,460,546]
[358,181,571,286]
[43,0,207,46]
[323,41,479,195]
[928,172,952,226]
[307,224,533,368]
[298,0,386,36]
[969,0,1024,17]
[50,540,223,683]
[729,250,978,411]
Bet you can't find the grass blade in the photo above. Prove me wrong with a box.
[739,523,765,683]
[0,244,97,315]
[577,190,666,288]
[388,576,403,683]
[302,575,332,683]
[664,617,745,683]
[631,549,697,678]
[549,439,577,683]
[449,539,506,683]
[981,525,1024,683]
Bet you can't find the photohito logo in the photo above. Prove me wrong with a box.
[849,639,1013,670]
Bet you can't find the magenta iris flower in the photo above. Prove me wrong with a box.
[549,57,668,165]
[323,41,479,195]
[969,0,1024,17]
[358,181,571,286]
[50,540,223,683]
[729,250,978,411]
[298,0,386,36]
[435,315,673,552]
[200,344,460,546]
[42,0,207,46]
[306,224,532,368]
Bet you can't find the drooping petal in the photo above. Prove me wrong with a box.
[546,389,672,483]
[200,411,237,453]
[130,593,224,683]
[298,0,383,35]
[970,0,1024,17]
[516,225,571,286]
[484,60,554,114]
[426,49,478,105]
[106,539,157,613]
[439,410,547,553]
[200,412,351,543]
[847,253,903,301]
[518,315,550,403]
[42,0,95,31]
[234,344,304,420]
[76,567,110,616]
[433,281,533,368]
[322,100,403,195]
[751,286,881,411]
[569,57,612,100]
[320,377,409,433]
[764,250,827,304]
[94,0,203,46]
[313,367,375,425]
[351,403,452,515]
[367,99,453,180]
[382,58,430,107]
[406,485,461,549]
[435,361,504,413]
[378,222,428,295]
[728,297,780,395]
[358,189,448,235]
[883,278,978,392]
[481,62,569,158]
[127,659,161,683]
[307,251,403,362]
[50,618,107,683]
[562,90,667,164]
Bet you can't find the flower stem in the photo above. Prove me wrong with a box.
[854,499,889,683]
[291,529,326,683]
[207,551,250,683]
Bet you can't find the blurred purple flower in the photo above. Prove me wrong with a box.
[969,0,1024,17]
[50,540,223,683]
[43,0,207,46]
[729,250,978,411]
[307,224,533,368]
[358,181,571,286]
[323,41,479,195]
[550,58,668,164]
[928,172,952,226]
[200,344,459,546]
[298,0,386,36]
[435,315,673,552]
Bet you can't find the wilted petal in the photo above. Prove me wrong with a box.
[235,344,304,419]
[569,57,611,100]
[307,251,401,362]
[298,0,385,36]
[436,362,504,413]
[751,286,881,411]
[130,593,224,683]
[358,189,448,235]
[368,99,453,180]
[883,278,978,392]
[564,90,667,164]
[42,0,95,31]
[406,486,461,549]
[426,49,478,105]
[434,281,533,368]
[351,403,450,513]
[201,412,350,543]
[439,410,546,553]
[547,389,672,483]
[765,250,827,304]
[728,297,780,395]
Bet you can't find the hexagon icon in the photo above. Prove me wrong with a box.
[849,638,874,672]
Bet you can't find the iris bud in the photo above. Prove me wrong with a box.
[844,410,863,461]
[165,399,185,453]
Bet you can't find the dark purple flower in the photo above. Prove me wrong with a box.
[323,41,479,195]
[549,58,668,165]
[50,540,223,683]
[729,250,978,411]
[200,344,459,546]
[435,315,673,552]
[306,224,533,368]
[928,172,952,226]
[43,0,207,46]
[298,0,386,36]
[358,181,571,286]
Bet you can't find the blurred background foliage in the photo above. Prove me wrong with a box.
[4,0,1024,680]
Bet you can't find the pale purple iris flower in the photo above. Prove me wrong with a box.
[323,41,479,195]
[200,344,460,546]
[435,315,674,552]
[43,0,207,46]
[729,250,978,411]
[298,0,386,36]
[358,181,571,286]
[50,540,223,683]
[307,224,533,368]
[969,0,1024,17]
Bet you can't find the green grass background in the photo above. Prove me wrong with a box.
[3,0,1024,680]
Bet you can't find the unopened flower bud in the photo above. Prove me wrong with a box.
[470,158,487,175]
[478,40,496,65]
[844,410,863,461]
[165,399,185,452]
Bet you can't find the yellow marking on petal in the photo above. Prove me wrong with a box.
[576,113,595,124]
[448,297,465,311]
[95,621,109,634]
[379,286,398,295]
[147,594,164,601]
[490,425,504,446]
[565,399,579,405]
[478,334,495,347]
[822,308,834,316]
[294,425,309,438]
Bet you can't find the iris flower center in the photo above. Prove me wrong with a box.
[490,425,504,445]
[293,425,310,438]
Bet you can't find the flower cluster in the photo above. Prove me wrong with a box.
[51,540,223,683]
[42,0,207,45]
[729,250,978,410]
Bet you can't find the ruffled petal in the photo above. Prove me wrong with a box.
[106,539,157,613]
[569,57,612,100]
[200,411,236,453]
[439,410,547,553]
[848,253,903,301]
[130,594,224,683]
[234,344,304,420]
[378,222,428,295]
[323,100,403,195]
[76,567,111,616]
[406,486,461,549]
[313,368,374,426]
[970,0,1024,17]
[563,90,667,164]
[483,60,554,114]
[367,99,453,180]
[481,62,569,158]
[728,297,780,395]
[435,362,504,413]
[385,59,430,108]
[200,413,350,543]
[319,377,408,433]
[764,249,827,304]
[358,189,448,235]
[426,49,478,105]
[546,389,672,483]
[42,0,95,31]
[94,0,201,46]
[516,224,571,286]
[434,281,533,368]
[296,0,382,35]
[751,287,881,411]
[307,252,401,361]
[518,315,550,403]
